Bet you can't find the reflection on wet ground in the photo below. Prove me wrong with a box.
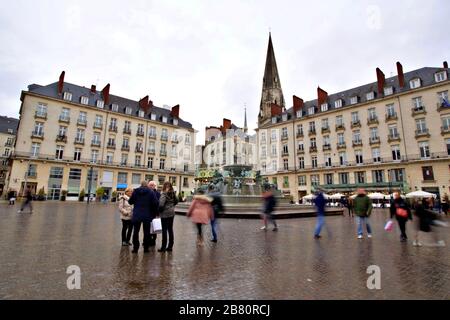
[0,202,448,299]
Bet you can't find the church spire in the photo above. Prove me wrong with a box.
[258,33,285,126]
[244,106,248,133]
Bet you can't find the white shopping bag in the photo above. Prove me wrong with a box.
[151,218,162,234]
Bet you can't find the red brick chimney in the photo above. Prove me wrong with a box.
[444,61,448,69]
[223,118,232,130]
[376,68,385,94]
[317,87,328,105]
[170,105,180,118]
[57,71,65,95]
[139,96,149,113]
[102,84,110,105]
[293,95,304,113]
[90,85,96,93]
[396,62,405,88]
[270,104,283,117]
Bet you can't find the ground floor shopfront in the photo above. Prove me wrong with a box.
[262,160,450,203]
[7,160,195,200]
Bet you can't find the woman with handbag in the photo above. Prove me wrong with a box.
[390,192,412,242]
[118,188,133,246]
[158,182,178,252]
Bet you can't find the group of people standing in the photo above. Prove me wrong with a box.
[313,188,446,246]
[118,180,177,253]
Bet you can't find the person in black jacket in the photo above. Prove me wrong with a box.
[208,184,224,242]
[18,187,33,214]
[261,185,278,231]
[129,181,159,253]
[148,181,160,246]
[390,192,412,242]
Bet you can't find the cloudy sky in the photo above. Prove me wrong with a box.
[1,0,449,142]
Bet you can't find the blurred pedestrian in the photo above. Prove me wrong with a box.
[8,189,16,205]
[353,188,373,239]
[187,189,213,246]
[208,184,224,242]
[158,182,178,252]
[128,181,159,253]
[413,198,445,247]
[18,186,33,214]
[118,187,133,246]
[390,191,412,242]
[313,188,326,239]
[442,194,449,216]
[261,185,278,231]
[148,181,160,246]
[347,197,354,217]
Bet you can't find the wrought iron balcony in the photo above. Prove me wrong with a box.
[367,116,379,125]
[34,111,47,120]
[415,129,430,138]
[335,124,345,131]
[336,142,346,149]
[411,106,426,116]
[55,135,67,143]
[108,125,118,133]
[351,120,361,128]
[387,134,401,142]
[385,113,398,122]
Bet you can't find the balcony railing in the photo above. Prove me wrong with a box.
[31,131,44,139]
[437,102,450,111]
[107,143,116,149]
[296,131,304,138]
[93,122,103,129]
[121,145,130,151]
[351,120,361,128]
[4,141,13,147]
[147,149,156,155]
[387,134,401,142]
[171,137,179,143]
[108,125,118,133]
[412,106,426,116]
[149,133,157,139]
[55,135,67,143]
[59,116,70,123]
[135,147,143,153]
[74,138,85,145]
[297,148,305,155]
[352,140,363,147]
[160,150,167,156]
[441,126,450,135]
[369,137,380,145]
[367,117,379,125]
[282,151,289,156]
[322,144,331,151]
[35,111,47,119]
[308,129,316,136]
[321,126,330,134]
[281,134,289,141]
[385,113,398,121]
[77,119,87,126]
[335,124,345,131]
[136,130,145,137]
[415,129,430,138]
[123,127,132,135]
[336,142,346,149]
[91,141,101,147]
[309,146,317,153]
[161,135,168,142]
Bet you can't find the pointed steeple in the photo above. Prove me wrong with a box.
[244,106,248,133]
[259,33,285,126]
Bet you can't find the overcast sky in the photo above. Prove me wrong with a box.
[1,0,449,143]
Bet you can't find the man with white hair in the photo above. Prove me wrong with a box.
[148,181,161,246]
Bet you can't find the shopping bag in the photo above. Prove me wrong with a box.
[384,220,394,231]
[151,218,162,234]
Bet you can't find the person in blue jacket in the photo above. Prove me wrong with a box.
[314,188,327,239]
[128,181,159,253]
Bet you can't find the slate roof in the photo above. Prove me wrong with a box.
[0,116,19,135]
[26,81,193,129]
[263,66,448,127]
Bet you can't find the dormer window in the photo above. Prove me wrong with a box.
[350,96,358,105]
[410,78,421,89]
[151,113,156,121]
[282,114,288,121]
[296,110,302,118]
[96,100,104,108]
[63,92,72,101]
[111,103,119,112]
[138,110,145,118]
[125,107,132,115]
[8,129,13,134]
[366,92,375,101]
[162,116,168,123]
[80,96,89,105]
[435,71,447,82]
[384,86,393,96]
[320,103,328,112]
[334,99,342,108]
[271,117,277,124]
[308,107,315,115]
[173,119,179,126]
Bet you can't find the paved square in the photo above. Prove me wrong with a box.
[0,202,448,299]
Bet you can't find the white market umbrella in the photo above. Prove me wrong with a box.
[330,193,345,199]
[350,194,357,199]
[302,194,315,200]
[405,190,437,198]
[368,192,386,200]
[384,193,405,199]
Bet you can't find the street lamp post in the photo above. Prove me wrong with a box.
[87,166,93,204]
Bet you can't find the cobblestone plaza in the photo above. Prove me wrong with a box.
[0,202,448,300]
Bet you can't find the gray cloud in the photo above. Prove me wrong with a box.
[0,0,449,143]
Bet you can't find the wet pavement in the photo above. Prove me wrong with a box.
[0,202,449,300]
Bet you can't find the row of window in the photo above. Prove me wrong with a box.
[270,90,448,125]
[261,139,450,172]
[60,93,178,125]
